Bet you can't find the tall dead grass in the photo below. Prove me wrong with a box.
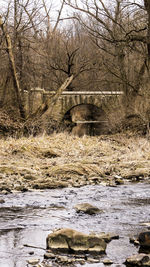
[0,132,150,184]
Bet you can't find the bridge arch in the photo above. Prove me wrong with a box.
[61,94,104,121]
[63,102,109,136]
[63,103,106,122]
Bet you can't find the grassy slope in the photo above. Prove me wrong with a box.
[0,133,150,192]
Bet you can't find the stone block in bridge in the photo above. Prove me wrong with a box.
[25,90,123,121]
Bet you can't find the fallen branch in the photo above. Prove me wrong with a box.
[29,75,74,119]
[43,74,74,117]
[23,244,46,250]
[23,75,74,134]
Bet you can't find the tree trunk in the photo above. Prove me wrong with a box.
[42,74,74,119]
[0,16,26,119]
[0,75,10,107]
[144,0,150,67]
[29,75,74,119]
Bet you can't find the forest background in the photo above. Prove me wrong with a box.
[0,0,150,136]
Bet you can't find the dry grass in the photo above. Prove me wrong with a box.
[0,132,150,191]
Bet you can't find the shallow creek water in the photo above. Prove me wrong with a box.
[0,183,150,267]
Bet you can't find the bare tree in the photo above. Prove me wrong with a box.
[64,0,150,115]
[43,28,93,91]
[1,0,149,125]
[0,15,26,118]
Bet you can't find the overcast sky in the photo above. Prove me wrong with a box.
[0,0,144,25]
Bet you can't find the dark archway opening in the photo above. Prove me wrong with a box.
[63,104,109,136]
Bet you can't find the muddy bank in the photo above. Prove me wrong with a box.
[0,133,150,192]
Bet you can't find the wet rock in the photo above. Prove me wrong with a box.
[98,232,119,243]
[0,198,5,204]
[115,178,124,185]
[103,258,113,265]
[27,258,40,265]
[44,252,56,259]
[140,222,150,229]
[56,255,76,264]
[14,185,28,192]
[125,253,150,266]
[56,255,68,262]
[88,258,100,263]
[0,190,9,195]
[0,188,12,194]
[129,236,139,246]
[44,253,86,265]
[29,251,34,255]
[74,203,102,215]
[138,232,150,247]
[46,228,106,254]
[40,263,52,267]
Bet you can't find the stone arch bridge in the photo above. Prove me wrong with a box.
[27,89,123,121]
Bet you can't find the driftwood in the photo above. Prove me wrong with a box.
[0,16,26,119]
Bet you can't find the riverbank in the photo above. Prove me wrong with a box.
[0,132,150,193]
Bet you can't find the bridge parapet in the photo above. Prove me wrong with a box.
[26,89,123,120]
[43,91,123,96]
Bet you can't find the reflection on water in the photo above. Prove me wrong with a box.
[0,183,150,267]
